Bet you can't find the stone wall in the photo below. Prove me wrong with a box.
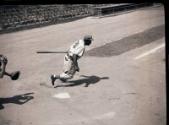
[0,4,155,33]
[0,5,93,31]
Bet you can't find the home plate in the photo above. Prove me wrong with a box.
[53,92,71,99]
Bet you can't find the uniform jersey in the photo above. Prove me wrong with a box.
[68,39,85,58]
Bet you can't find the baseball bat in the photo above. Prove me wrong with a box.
[36,51,67,54]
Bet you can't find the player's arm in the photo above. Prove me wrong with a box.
[0,55,7,78]
[72,54,79,72]
[0,61,3,78]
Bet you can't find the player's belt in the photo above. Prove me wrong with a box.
[67,52,80,60]
[66,53,73,60]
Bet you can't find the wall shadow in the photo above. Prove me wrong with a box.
[0,92,34,110]
[55,75,109,88]
[85,24,165,57]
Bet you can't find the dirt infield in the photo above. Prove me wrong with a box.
[0,5,166,125]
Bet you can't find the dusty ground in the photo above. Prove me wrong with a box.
[0,5,166,125]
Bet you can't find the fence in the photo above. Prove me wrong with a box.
[0,4,155,33]
[0,5,93,31]
[93,3,154,16]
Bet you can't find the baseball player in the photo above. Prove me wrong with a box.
[0,55,7,78]
[0,54,20,80]
[51,35,93,86]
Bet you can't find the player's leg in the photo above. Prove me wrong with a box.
[50,72,73,86]
[51,54,72,86]
[51,66,76,86]
[59,72,73,81]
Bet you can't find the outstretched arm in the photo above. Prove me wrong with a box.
[0,63,6,78]
[0,55,7,78]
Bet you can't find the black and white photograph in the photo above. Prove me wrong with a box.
[0,3,166,125]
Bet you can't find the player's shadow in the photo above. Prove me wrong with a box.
[0,92,34,110]
[55,75,109,88]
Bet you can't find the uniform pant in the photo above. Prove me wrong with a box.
[59,54,76,80]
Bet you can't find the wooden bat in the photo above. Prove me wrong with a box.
[36,51,68,54]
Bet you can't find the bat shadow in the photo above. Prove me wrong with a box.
[54,75,109,88]
[0,92,34,110]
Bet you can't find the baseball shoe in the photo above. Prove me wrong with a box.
[51,74,56,86]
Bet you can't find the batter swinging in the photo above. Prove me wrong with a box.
[51,35,93,86]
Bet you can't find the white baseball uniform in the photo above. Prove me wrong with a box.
[59,39,85,79]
